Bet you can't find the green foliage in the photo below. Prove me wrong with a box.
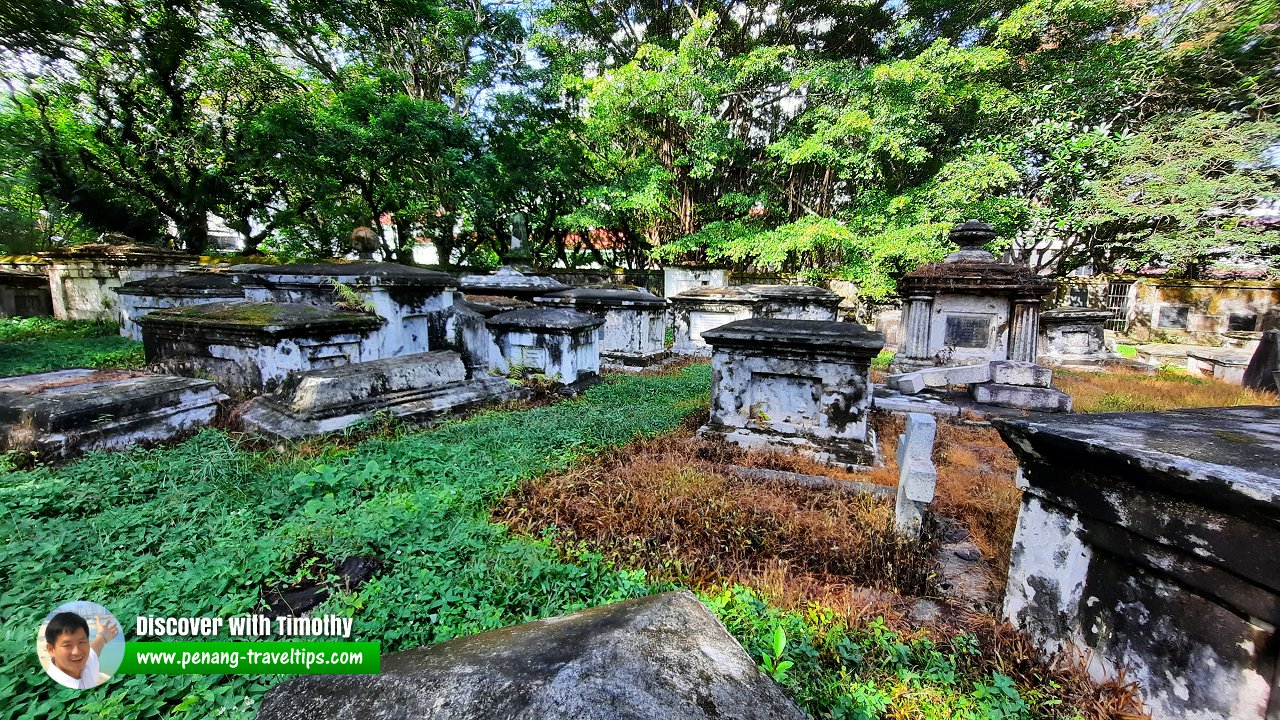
[0,319,144,376]
[871,350,895,370]
[704,585,1039,720]
[0,367,710,719]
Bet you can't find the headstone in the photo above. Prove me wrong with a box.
[1243,329,1279,393]
[994,406,1280,720]
[698,318,884,467]
[257,591,808,720]
[894,413,937,536]
[485,308,604,387]
[533,288,669,367]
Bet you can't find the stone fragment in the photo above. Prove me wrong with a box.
[257,591,808,720]
[970,383,1072,412]
[886,363,991,394]
[988,360,1053,388]
[895,413,937,535]
[993,406,1280,720]
[0,369,226,456]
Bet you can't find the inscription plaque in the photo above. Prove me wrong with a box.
[944,315,991,349]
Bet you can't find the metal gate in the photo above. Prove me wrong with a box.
[1105,281,1134,332]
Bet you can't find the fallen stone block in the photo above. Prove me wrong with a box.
[0,369,226,456]
[887,363,992,395]
[989,360,1052,388]
[257,591,808,720]
[970,383,1072,413]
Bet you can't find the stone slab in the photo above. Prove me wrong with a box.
[988,360,1053,388]
[273,351,468,414]
[886,363,992,394]
[700,318,883,354]
[0,369,226,455]
[970,383,1072,413]
[257,591,807,720]
[870,390,962,417]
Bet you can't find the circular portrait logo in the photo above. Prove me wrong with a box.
[37,601,124,690]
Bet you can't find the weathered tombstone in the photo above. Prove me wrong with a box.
[994,406,1280,720]
[1037,307,1115,365]
[116,272,245,341]
[1243,329,1279,393]
[670,286,762,356]
[460,266,571,301]
[257,591,807,720]
[663,266,728,297]
[1186,348,1252,385]
[485,308,604,387]
[237,263,457,359]
[241,351,517,438]
[885,360,1070,412]
[39,243,195,321]
[533,287,669,367]
[894,413,937,536]
[0,267,52,317]
[138,301,383,397]
[0,369,226,456]
[894,220,1054,371]
[699,318,884,467]
[740,284,842,320]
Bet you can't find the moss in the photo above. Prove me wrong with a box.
[164,302,370,326]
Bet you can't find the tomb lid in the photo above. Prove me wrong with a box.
[116,272,243,297]
[669,286,762,301]
[136,300,382,337]
[534,287,668,309]
[242,262,455,288]
[1040,307,1112,321]
[38,243,194,263]
[738,284,841,303]
[0,370,220,434]
[899,260,1055,297]
[459,266,571,296]
[0,267,47,287]
[486,308,606,331]
[1186,348,1252,365]
[460,294,536,318]
[701,318,884,353]
[993,406,1280,517]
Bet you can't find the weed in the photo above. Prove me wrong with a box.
[1056,368,1277,413]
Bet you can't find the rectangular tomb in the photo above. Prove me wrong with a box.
[698,318,884,467]
[993,406,1280,720]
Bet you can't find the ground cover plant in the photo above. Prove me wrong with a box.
[0,318,144,376]
[0,368,706,719]
[497,406,1143,719]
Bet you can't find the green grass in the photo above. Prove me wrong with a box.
[1114,344,1137,358]
[871,349,895,370]
[0,365,1055,720]
[0,318,145,376]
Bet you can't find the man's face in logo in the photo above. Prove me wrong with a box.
[47,628,90,677]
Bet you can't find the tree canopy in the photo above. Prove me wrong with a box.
[1,0,1275,291]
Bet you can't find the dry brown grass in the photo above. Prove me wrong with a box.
[1057,367,1279,413]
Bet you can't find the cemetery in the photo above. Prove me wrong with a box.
[1,0,1278,717]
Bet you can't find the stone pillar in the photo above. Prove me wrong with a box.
[894,413,937,536]
[1008,296,1041,363]
[900,295,934,360]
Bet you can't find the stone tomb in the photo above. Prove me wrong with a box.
[1037,307,1115,366]
[670,284,842,355]
[138,301,383,397]
[534,287,669,367]
[994,406,1280,720]
[39,243,195,322]
[117,272,245,341]
[237,262,456,359]
[0,267,52,317]
[0,369,226,456]
[895,220,1054,371]
[484,308,605,387]
[241,351,517,438]
[459,266,571,301]
[1185,348,1252,385]
[258,591,805,720]
[699,318,884,467]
